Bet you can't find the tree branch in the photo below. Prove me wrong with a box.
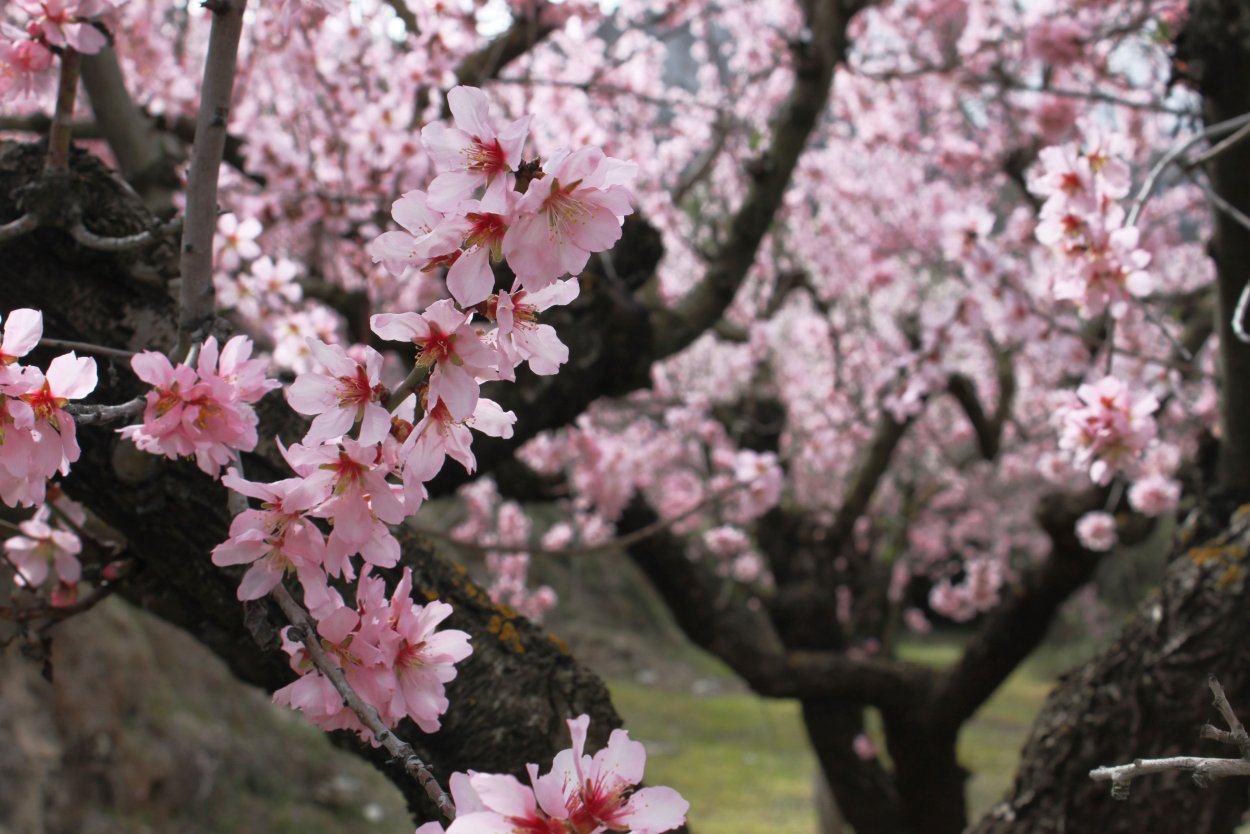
[929,488,1108,728]
[620,497,935,708]
[642,0,863,359]
[177,0,249,353]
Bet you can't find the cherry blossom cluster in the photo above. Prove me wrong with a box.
[368,85,636,314]
[273,568,471,738]
[1054,374,1184,548]
[0,309,96,600]
[120,335,278,477]
[1029,126,1154,319]
[0,0,119,99]
[450,479,557,621]
[3,497,83,593]
[192,85,637,739]
[0,309,96,510]
[414,715,687,834]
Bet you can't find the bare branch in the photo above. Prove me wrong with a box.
[643,0,862,359]
[1090,676,1250,799]
[66,397,146,425]
[40,338,138,360]
[178,0,249,353]
[45,49,82,174]
[1127,111,1250,228]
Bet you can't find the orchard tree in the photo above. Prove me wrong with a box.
[0,0,1248,832]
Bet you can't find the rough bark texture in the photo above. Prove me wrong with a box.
[970,501,1250,834]
[1180,0,1250,494]
[0,140,622,825]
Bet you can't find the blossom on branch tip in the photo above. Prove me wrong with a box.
[422,85,531,214]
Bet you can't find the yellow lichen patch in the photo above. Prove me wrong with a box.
[548,633,569,654]
[1189,544,1248,566]
[485,613,525,654]
[1218,564,1244,591]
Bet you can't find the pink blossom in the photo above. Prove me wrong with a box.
[491,278,579,377]
[211,471,327,600]
[16,0,110,53]
[215,213,263,272]
[1057,376,1158,485]
[0,308,42,371]
[852,733,877,761]
[534,715,689,834]
[1075,511,1117,551]
[368,190,462,277]
[502,147,637,291]
[422,85,531,213]
[4,514,81,587]
[371,300,498,421]
[377,569,473,733]
[1128,474,1181,517]
[0,26,54,100]
[282,439,408,575]
[121,336,273,477]
[287,339,391,446]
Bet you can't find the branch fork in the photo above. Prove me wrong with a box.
[1090,676,1250,798]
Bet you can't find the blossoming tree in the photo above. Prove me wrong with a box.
[1,0,1249,832]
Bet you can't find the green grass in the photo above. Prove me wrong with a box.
[609,634,1066,833]
[611,678,820,834]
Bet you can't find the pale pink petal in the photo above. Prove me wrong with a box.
[446,245,494,308]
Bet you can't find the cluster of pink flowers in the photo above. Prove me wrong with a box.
[0,309,97,509]
[120,335,278,477]
[273,568,471,737]
[199,85,637,740]
[1029,127,1153,319]
[414,715,687,834]
[1,0,118,99]
[928,557,1006,622]
[369,85,637,310]
[1056,375,1158,486]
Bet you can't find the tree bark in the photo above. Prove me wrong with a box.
[969,500,1250,834]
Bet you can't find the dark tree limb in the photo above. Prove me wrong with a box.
[619,498,935,708]
[946,351,1015,462]
[642,0,867,359]
[929,489,1108,728]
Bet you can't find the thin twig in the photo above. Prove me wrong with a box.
[1233,279,1250,344]
[46,48,82,173]
[1127,112,1250,228]
[40,338,138,360]
[0,581,119,625]
[1091,675,1250,798]
[1189,120,1250,168]
[386,364,431,411]
[269,583,457,821]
